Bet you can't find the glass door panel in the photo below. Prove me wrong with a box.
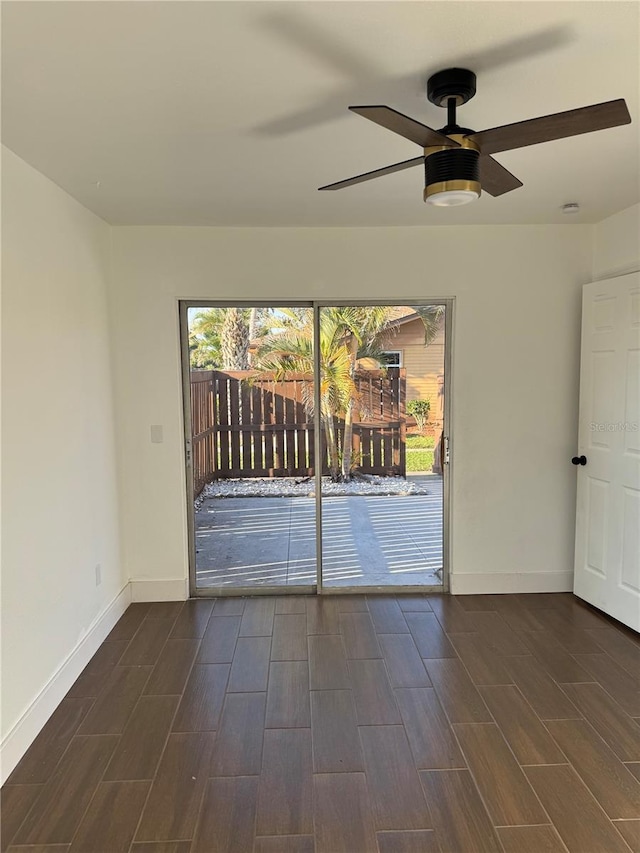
[317,304,445,591]
[185,304,317,593]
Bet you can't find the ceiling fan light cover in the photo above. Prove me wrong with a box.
[426,187,480,206]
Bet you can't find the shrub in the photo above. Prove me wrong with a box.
[406,399,431,431]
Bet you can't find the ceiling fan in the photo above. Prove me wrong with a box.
[318,68,632,206]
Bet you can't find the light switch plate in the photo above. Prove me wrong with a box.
[150,425,163,443]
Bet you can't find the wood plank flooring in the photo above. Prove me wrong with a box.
[3,592,639,853]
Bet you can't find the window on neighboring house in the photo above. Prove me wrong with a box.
[380,351,403,367]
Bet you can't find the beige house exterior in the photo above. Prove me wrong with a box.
[362,309,445,436]
[249,306,445,436]
[361,307,445,438]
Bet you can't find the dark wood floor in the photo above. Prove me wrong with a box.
[3,593,640,853]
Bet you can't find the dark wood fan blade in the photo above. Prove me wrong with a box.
[479,155,523,196]
[349,106,460,148]
[318,156,423,190]
[469,99,631,155]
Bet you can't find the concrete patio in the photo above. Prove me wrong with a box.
[195,474,443,589]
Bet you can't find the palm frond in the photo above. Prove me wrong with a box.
[409,305,446,346]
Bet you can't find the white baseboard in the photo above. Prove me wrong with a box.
[130,577,189,602]
[0,582,131,785]
[450,571,573,595]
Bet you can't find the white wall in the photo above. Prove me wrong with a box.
[1,148,126,777]
[592,202,640,280]
[110,225,593,596]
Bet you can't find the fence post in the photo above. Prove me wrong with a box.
[210,376,218,481]
[399,368,407,477]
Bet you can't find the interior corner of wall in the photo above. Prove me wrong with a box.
[129,576,189,602]
[0,581,131,785]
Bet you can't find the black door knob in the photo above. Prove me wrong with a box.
[571,455,587,466]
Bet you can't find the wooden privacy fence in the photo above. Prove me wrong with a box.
[190,368,406,496]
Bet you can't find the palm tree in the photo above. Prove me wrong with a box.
[190,307,274,370]
[189,308,224,369]
[255,306,392,481]
[221,307,251,369]
[339,306,391,479]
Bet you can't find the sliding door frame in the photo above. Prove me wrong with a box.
[314,299,453,595]
[179,298,454,597]
[180,300,317,598]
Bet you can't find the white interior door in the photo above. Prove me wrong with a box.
[574,272,640,630]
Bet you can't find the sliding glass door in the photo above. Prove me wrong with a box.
[181,301,450,596]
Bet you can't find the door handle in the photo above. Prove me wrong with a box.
[571,455,587,466]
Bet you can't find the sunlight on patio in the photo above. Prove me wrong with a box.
[195,478,443,589]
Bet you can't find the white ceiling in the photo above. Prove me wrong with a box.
[2,1,639,226]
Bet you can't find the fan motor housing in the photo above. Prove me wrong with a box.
[427,68,477,107]
[423,135,481,202]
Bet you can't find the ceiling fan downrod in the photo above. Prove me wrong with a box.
[447,97,457,129]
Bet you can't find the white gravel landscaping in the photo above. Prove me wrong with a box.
[196,474,431,507]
